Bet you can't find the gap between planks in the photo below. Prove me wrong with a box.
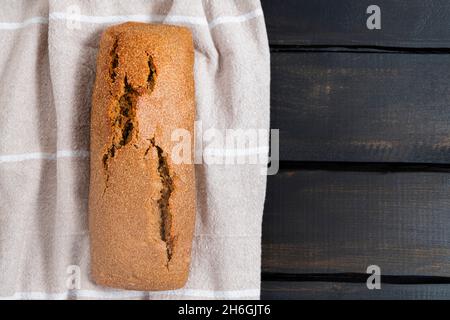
[262,272,450,284]
[276,161,450,173]
[270,45,450,54]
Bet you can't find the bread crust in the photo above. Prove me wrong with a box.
[89,22,196,291]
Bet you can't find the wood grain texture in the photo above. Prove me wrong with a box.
[262,170,450,276]
[261,0,450,298]
[261,281,450,300]
[262,0,450,47]
[272,51,450,162]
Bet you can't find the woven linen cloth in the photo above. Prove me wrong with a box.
[0,0,270,299]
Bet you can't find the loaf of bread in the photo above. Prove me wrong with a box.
[89,22,196,291]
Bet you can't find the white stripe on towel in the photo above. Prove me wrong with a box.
[209,8,263,29]
[0,8,263,30]
[0,150,89,163]
[48,12,209,26]
[0,16,49,30]
[1,288,260,300]
[0,146,268,164]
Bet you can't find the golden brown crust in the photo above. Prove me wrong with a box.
[89,22,196,291]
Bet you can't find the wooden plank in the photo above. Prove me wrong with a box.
[272,51,450,163]
[262,170,450,276]
[262,0,450,48]
[261,281,450,300]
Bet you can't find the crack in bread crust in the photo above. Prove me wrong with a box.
[102,77,139,192]
[109,39,119,82]
[102,39,157,193]
[146,138,175,267]
[101,35,175,266]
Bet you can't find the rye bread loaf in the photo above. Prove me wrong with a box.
[89,22,196,291]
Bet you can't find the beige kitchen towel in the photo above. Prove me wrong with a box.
[0,0,270,299]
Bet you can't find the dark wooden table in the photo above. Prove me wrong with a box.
[260,0,450,299]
